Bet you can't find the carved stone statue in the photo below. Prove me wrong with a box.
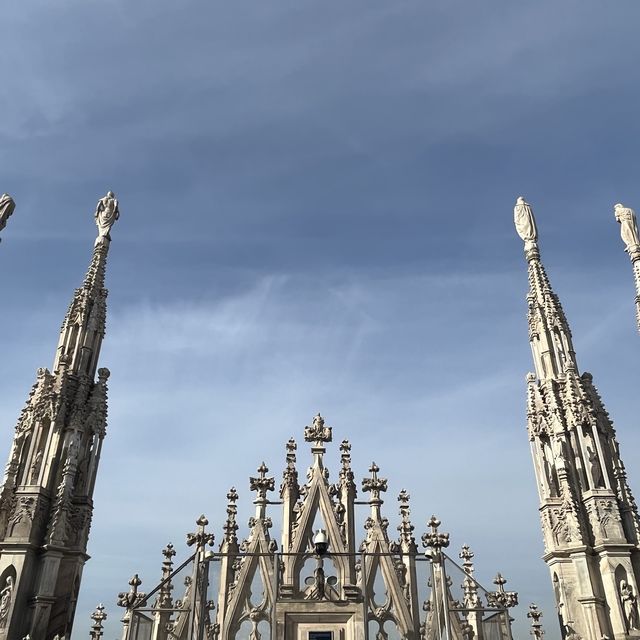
[614,204,640,255]
[620,580,639,631]
[94,191,120,244]
[0,194,16,239]
[29,450,43,484]
[587,447,604,489]
[0,576,14,627]
[514,196,538,250]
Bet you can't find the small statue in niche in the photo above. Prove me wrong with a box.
[29,450,43,484]
[0,575,14,627]
[542,440,560,497]
[587,447,605,489]
[620,580,640,631]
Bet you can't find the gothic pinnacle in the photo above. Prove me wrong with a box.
[513,196,578,381]
[517,196,640,639]
[0,192,118,637]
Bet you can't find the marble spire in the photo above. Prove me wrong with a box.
[515,196,640,640]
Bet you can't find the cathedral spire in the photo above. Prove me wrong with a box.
[514,197,577,381]
[0,192,119,639]
[53,191,119,378]
[613,203,640,333]
[515,196,640,640]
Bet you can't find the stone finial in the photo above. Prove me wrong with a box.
[186,515,215,550]
[155,543,176,609]
[224,487,239,544]
[459,544,475,575]
[281,440,299,495]
[89,603,107,639]
[286,438,297,465]
[487,573,518,609]
[460,545,481,608]
[528,603,545,639]
[94,191,120,245]
[304,413,332,443]
[250,463,275,501]
[336,440,354,491]
[117,574,146,610]
[0,193,16,240]
[422,515,450,555]
[514,196,538,252]
[362,462,388,504]
[397,489,416,548]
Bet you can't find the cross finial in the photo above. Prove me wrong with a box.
[421,515,450,555]
[162,543,176,561]
[187,515,215,550]
[528,603,545,639]
[250,462,275,501]
[362,461,388,503]
[487,573,518,609]
[117,574,147,610]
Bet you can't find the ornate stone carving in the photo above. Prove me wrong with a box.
[362,462,388,503]
[249,464,275,503]
[620,579,640,632]
[486,573,518,609]
[527,603,544,639]
[615,203,640,255]
[89,603,107,639]
[514,196,538,251]
[304,413,332,443]
[0,576,13,628]
[117,574,146,610]
[94,191,120,245]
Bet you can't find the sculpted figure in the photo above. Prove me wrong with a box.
[0,194,16,238]
[514,196,538,250]
[29,450,43,484]
[620,580,640,631]
[614,203,640,254]
[587,446,604,489]
[0,576,13,627]
[94,191,120,244]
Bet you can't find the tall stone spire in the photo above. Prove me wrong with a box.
[0,192,119,639]
[613,203,640,333]
[515,196,640,640]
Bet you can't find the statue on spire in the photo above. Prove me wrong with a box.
[94,191,119,245]
[614,203,640,255]
[0,194,16,240]
[514,196,538,250]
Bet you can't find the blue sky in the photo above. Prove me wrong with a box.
[2,1,640,637]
